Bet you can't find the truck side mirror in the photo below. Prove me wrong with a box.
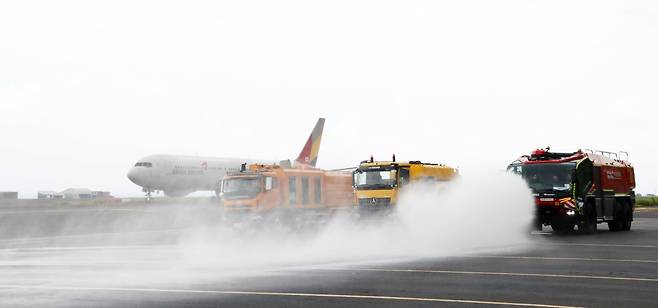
[265,177,273,191]
[218,180,224,196]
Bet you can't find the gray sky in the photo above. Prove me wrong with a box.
[1,1,657,197]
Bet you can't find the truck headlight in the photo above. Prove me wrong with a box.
[566,210,575,216]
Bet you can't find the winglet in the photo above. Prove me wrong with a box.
[295,118,325,167]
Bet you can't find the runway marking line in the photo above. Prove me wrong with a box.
[0,228,188,243]
[0,245,175,252]
[466,255,658,263]
[549,243,658,249]
[326,268,658,283]
[0,284,582,308]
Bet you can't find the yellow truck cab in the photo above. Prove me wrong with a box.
[221,163,354,216]
[353,156,457,211]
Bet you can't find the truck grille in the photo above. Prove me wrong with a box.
[359,197,392,207]
[224,205,253,211]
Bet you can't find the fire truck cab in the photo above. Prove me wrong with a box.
[508,148,635,233]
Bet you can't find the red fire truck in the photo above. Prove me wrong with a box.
[508,148,636,233]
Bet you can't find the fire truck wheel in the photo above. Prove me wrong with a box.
[528,217,542,232]
[608,200,627,232]
[578,220,597,234]
[578,203,597,234]
[551,221,574,234]
[622,201,632,231]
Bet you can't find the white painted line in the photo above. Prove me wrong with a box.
[0,284,583,308]
[326,268,658,283]
[0,259,161,266]
[0,208,155,215]
[0,245,175,252]
[0,228,187,243]
[467,255,658,263]
[550,243,658,249]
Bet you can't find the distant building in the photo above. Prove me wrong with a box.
[37,191,59,199]
[0,192,18,200]
[92,191,112,198]
[57,188,114,200]
[59,188,94,199]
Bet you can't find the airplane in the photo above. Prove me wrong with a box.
[127,118,325,199]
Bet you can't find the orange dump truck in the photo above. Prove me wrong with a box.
[220,163,354,216]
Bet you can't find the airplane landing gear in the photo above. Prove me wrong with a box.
[142,188,152,201]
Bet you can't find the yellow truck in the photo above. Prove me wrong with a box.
[353,156,457,211]
[221,163,354,217]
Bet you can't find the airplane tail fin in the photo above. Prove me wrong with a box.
[295,118,325,167]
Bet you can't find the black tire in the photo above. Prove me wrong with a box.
[622,201,633,231]
[530,218,542,232]
[578,203,597,234]
[578,222,597,234]
[551,221,574,234]
[608,200,626,232]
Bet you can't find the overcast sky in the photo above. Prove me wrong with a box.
[1,1,657,197]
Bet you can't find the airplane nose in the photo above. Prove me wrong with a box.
[127,168,141,185]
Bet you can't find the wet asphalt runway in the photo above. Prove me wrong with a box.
[1,201,657,308]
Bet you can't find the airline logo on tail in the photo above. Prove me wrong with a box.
[295,118,325,167]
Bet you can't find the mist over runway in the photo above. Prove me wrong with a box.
[1,197,658,307]
[2,1,657,307]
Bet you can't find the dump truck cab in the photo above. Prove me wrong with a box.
[221,163,354,217]
[221,167,279,213]
[353,156,457,211]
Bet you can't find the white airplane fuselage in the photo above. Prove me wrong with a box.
[127,118,325,198]
[127,154,264,197]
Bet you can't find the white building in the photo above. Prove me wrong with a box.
[0,192,18,200]
[59,188,94,199]
[37,191,59,199]
[56,188,114,200]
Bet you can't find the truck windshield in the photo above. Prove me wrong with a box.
[222,177,261,199]
[511,163,575,192]
[354,168,397,190]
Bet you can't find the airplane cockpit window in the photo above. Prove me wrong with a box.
[134,162,153,167]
